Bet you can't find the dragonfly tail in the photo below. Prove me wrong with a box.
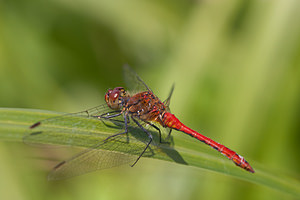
[162,112,255,173]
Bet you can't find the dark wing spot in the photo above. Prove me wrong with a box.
[30,122,41,129]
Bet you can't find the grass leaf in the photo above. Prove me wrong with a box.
[0,108,300,197]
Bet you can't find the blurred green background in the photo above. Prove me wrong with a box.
[1,0,300,199]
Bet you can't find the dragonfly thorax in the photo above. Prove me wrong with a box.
[105,87,130,110]
[125,91,167,125]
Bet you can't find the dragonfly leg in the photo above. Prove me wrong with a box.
[96,111,122,119]
[103,113,128,142]
[130,116,153,167]
[143,121,169,144]
[164,129,173,143]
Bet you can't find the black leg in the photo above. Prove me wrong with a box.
[165,129,172,142]
[130,116,153,167]
[95,111,122,119]
[103,113,128,142]
[144,121,172,144]
[143,121,163,143]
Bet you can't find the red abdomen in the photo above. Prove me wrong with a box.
[162,112,254,173]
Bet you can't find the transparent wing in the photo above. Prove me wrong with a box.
[24,103,120,147]
[123,64,152,93]
[26,105,159,180]
[163,83,175,112]
[160,84,175,141]
[48,133,153,180]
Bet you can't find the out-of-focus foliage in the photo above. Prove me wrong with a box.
[0,0,299,200]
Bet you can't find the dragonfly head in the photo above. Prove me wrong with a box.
[105,87,129,110]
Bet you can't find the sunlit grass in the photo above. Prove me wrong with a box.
[1,108,300,198]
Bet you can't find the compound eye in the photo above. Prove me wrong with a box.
[105,93,109,103]
[110,90,120,101]
[105,89,113,103]
[105,87,123,110]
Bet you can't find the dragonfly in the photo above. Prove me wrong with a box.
[28,65,254,180]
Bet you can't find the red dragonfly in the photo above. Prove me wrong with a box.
[28,65,254,180]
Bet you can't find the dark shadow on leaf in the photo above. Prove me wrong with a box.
[101,118,188,165]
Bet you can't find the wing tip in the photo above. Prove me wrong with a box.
[29,121,41,129]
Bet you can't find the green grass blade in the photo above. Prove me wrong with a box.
[0,108,299,198]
